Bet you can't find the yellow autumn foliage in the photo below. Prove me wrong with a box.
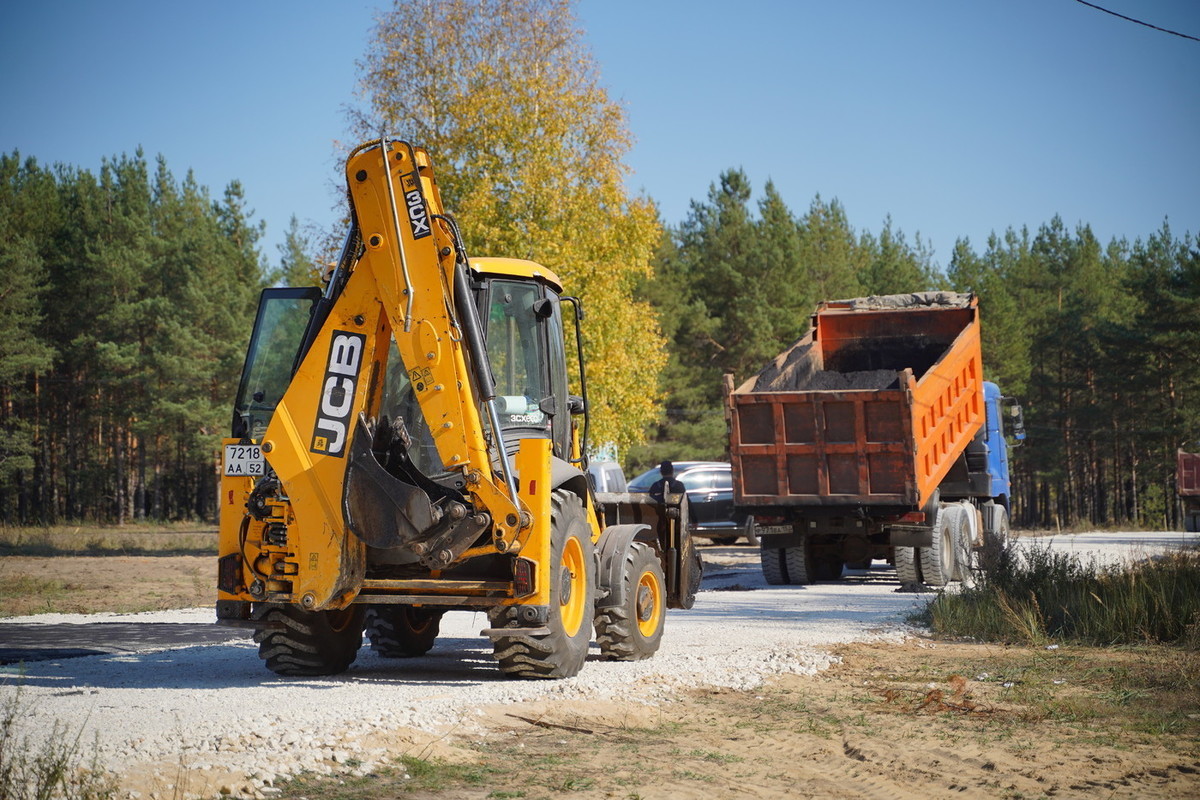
[351,0,665,452]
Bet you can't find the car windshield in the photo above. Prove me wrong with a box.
[627,470,660,492]
[679,471,715,492]
[628,464,731,492]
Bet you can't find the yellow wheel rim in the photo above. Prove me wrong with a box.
[559,536,587,637]
[635,568,663,638]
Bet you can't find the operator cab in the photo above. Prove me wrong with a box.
[229,258,583,479]
[471,258,575,462]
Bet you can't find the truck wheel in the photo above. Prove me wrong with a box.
[783,543,815,584]
[894,546,922,585]
[979,503,1011,573]
[815,556,844,581]
[761,547,788,585]
[491,490,595,679]
[760,543,812,584]
[950,504,978,587]
[595,542,665,661]
[365,605,444,658]
[920,505,958,587]
[252,604,365,677]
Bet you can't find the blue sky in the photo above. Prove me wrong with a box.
[3,1,1197,271]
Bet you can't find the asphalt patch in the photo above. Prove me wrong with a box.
[0,622,250,664]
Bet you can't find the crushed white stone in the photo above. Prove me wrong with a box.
[3,530,1193,798]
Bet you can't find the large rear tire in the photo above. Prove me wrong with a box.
[491,491,595,679]
[894,545,922,585]
[595,542,665,661]
[920,505,958,587]
[979,502,1011,573]
[761,546,787,585]
[784,538,816,584]
[814,555,843,581]
[365,605,443,658]
[951,504,979,587]
[761,540,814,585]
[253,604,365,677]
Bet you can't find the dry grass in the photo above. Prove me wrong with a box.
[0,522,217,557]
[273,640,1200,800]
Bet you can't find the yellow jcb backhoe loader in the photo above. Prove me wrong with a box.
[216,138,699,679]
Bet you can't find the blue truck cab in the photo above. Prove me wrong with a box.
[940,380,1024,519]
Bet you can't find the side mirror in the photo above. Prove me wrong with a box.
[1002,397,1026,445]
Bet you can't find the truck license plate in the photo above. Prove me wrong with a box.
[756,524,793,536]
[224,444,264,477]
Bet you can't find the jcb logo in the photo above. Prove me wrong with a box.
[310,331,365,458]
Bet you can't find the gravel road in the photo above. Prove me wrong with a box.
[2,530,1195,798]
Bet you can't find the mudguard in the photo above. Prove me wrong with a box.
[592,492,701,610]
[595,524,648,609]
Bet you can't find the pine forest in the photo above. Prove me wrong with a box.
[1,154,1196,531]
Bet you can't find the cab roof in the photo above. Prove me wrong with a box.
[469,257,563,292]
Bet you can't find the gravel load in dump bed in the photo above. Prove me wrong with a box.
[746,292,973,393]
[748,340,901,393]
[4,530,1196,799]
[839,291,973,310]
[775,368,901,392]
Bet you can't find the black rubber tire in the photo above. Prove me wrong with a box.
[595,542,665,661]
[252,604,365,677]
[979,503,1011,573]
[761,547,787,585]
[949,504,978,587]
[784,540,815,584]
[815,555,843,581]
[491,491,595,679]
[894,545,922,585]
[920,505,957,587]
[760,539,815,585]
[364,605,444,658]
[711,536,739,546]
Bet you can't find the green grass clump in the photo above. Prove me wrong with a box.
[926,543,1200,647]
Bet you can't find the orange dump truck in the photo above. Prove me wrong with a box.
[725,292,1023,588]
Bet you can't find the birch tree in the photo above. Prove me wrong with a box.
[350,0,664,452]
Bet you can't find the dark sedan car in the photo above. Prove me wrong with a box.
[627,461,754,544]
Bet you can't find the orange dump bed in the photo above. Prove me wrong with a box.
[727,293,983,511]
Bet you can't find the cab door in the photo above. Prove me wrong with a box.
[481,278,571,460]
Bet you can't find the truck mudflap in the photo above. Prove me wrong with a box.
[593,492,701,609]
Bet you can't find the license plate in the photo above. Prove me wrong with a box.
[756,524,793,536]
[224,444,264,477]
